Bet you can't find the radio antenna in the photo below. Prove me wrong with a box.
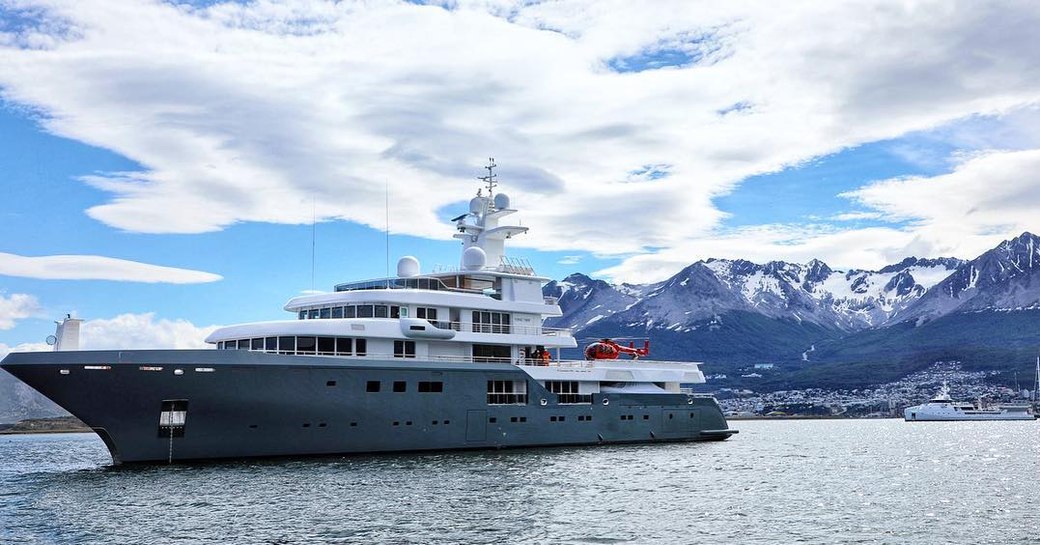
[385,180,390,287]
[310,197,316,291]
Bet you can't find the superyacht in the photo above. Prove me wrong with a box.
[1,161,736,464]
[904,383,1035,421]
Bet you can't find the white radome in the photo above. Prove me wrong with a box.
[397,256,420,277]
[462,246,487,271]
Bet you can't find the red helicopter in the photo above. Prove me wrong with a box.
[583,338,650,360]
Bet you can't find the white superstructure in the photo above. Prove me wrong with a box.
[904,383,1035,421]
[205,160,707,394]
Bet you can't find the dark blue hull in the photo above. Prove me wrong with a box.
[2,350,735,464]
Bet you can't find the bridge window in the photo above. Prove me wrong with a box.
[297,336,317,354]
[278,336,295,354]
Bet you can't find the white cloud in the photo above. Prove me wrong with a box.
[842,148,1040,257]
[0,252,222,283]
[0,341,50,361]
[1,1,1039,281]
[0,313,216,358]
[0,293,40,330]
[79,313,219,350]
[557,255,583,266]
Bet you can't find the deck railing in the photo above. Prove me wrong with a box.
[215,347,700,369]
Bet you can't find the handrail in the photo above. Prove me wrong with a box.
[214,347,700,368]
[436,320,572,337]
[333,276,482,294]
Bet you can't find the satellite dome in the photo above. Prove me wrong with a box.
[397,256,420,277]
[462,247,487,271]
[493,193,510,210]
[469,197,484,214]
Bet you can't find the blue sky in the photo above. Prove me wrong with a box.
[2,1,1040,351]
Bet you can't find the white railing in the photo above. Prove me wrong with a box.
[216,347,698,369]
[436,320,572,337]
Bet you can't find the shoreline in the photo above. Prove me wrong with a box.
[0,416,92,435]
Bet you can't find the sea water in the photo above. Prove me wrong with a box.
[1,419,1038,544]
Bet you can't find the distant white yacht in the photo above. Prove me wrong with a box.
[904,383,1036,421]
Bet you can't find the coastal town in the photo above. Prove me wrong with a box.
[712,361,1037,418]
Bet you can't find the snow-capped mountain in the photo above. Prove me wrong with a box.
[542,273,642,330]
[546,255,964,333]
[895,232,1040,324]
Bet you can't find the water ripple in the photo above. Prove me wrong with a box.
[1,421,1039,544]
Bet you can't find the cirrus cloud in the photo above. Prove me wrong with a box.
[0,252,222,283]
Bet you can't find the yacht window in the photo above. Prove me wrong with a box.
[336,338,353,355]
[298,311,306,320]
[297,336,317,354]
[393,381,406,392]
[331,306,344,319]
[251,338,263,351]
[358,305,374,318]
[356,338,367,356]
[487,380,528,405]
[418,381,443,393]
[344,305,357,318]
[278,336,295,354]
[472,311,511,334]
[417,307,438,322]
[217,341,224,349]
[308,309,319,319]
[366,381,380,392]
[546,381,591,404]
[472,344,511,363]
[317,337,335,354]
[390,306,400,319]
[394,340,416,358]
[374,305,389,318]
[265,337,277,351]
[416,305,436,324]
[320,307,331,319]
[237,339,250,350]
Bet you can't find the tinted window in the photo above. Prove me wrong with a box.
[319,307,331,319]
[308,309,319,319]
[265,337,277,351]
[251,338,263,350]
[374,305,388,318]
[366,381,380,392]
[393,381,406,393]
[358,305,374,318]
[331,307,343,319]
[318,337,335,354]
[356,338,367,356]
[297,336,317,354]
[336,338,352,355]
[344,306,356,318]
[278,336,295,353]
